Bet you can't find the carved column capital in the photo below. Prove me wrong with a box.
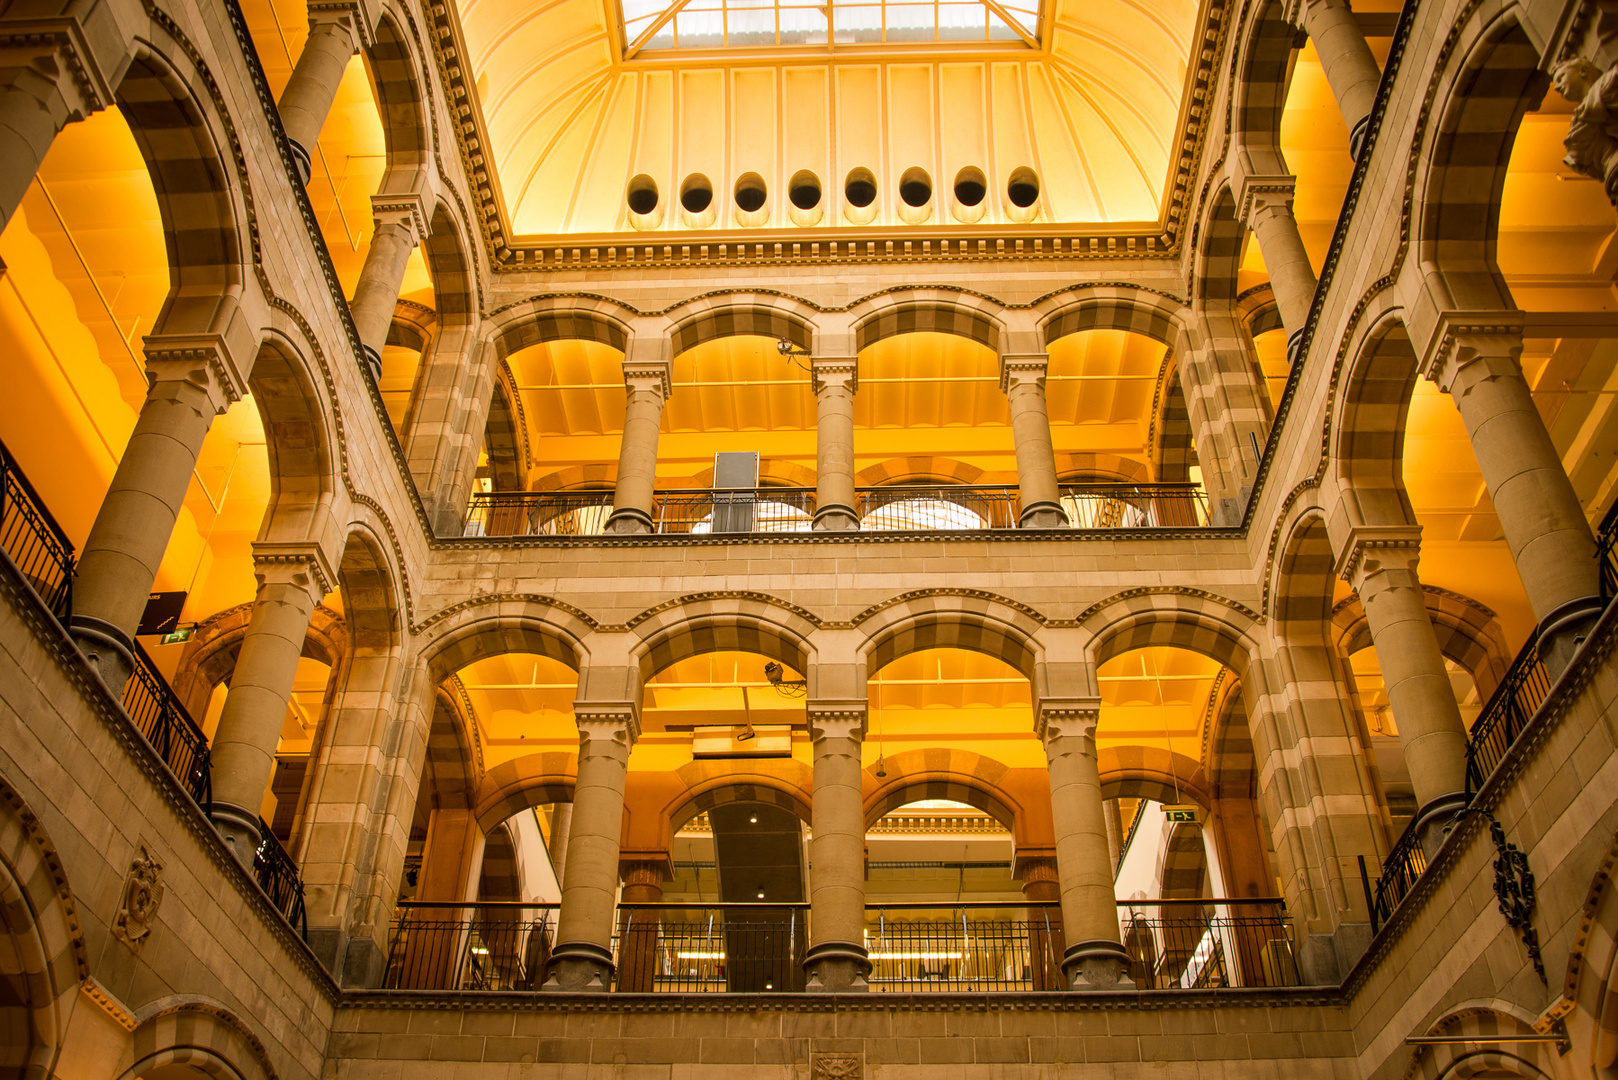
[807,700,868,743]
[622,358,673,401]
[573,702,641,748]
[307,0,373,47]
[0,16,118,115]
[370,192,429,247]
[1036,698,1100,744]
[143,333,251,414]
[1014,852,1061,887]
[811,355,859,395]
[619,854,673,888]
[1335,524,1423,590]
[251,541,337,603]
[1235,173,1299,227]
[1419,311,1526,391]
[999,352,1050,394]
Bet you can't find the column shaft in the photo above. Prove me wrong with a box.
[1018,854,1065,991]
[1001,354,1067,528]
[0,42,106,232]
[277,11,362,183]
[606,362,671,534]
[209,553,329,865]
[548,802,574,883]
[1297,0,1382,157]
[812,357,859,530]
[545,713,635,991]
[1249,203,1318,355]
[349,198,426,382]
[1042,705,1133,990]
[804,705,871,991]
[616,859,667,992]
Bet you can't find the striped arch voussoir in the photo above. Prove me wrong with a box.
[669,295,816,354]
[1081,591,1257,676]
[1400,1008,1551,1080]
[490,297,634,356]
[122,1004,276,1080]
[668,776,813,838]
[857,592,1043,678]
[1098,746,1211,808]
[861,749,1017,829]
[630,595,818,680]
[851,291,1003,353]
[473,754,578,832]
[1332,587,1510,700]
[1037,290,1183,347]
[419,597,593,683]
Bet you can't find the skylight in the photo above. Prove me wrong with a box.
[619,0,1043,55]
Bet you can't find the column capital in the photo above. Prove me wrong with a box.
[1036,698,1100,743]
[811,355,859,395]
[370,192,429,247]
[807,700,867,742]
[1235,173,1298,227]
[573,702,641,747]
[1335,524,1422,590]
[999,352,1050,393]
[1419,310,1526,391]
[0,15,118,114]
[1014,852,1060,885]
[143,332,251,413]
[619,853,673,885]
[307,1,373,47]
[622,358,672,399]
[250,541,337,603]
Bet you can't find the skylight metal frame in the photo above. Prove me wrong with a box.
[618,0,1044,57]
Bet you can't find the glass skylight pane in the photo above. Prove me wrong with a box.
[937,2,986,39]
[833,4,884,42]
[885,2,936,41]
[676,8,725,45]
[779,5,829,44]
[986,12,1020,38]
[726,5,776,44]
[622,0,666,21]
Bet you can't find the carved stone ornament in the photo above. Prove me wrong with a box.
[811,1052,863,1080]
[1553,57,1618,207]
[1480,810,1545,982]
[111,842,164,955]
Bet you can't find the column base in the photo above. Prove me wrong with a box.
[67,614,135,693]
[360,344,383,384]
[286,138,312,185]
[604,507,654,535]
[1347,115,1371,161]
[542,941,616,992]
[1061,939,1136,991]
[811,504,860,531]
[209,801,263,870]
[305,927,388,988]
[802,942,872,992]
[1536,594,1604,676]
[1018,501,1069,529]
[1411,790,1470,859]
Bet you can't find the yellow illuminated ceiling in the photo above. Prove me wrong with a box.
[451,0,1198,234]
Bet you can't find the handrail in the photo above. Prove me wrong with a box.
[0,436,75,621]
[1463,633,1550,796]
[254,820,308,940]
[122,640,213,812]
[1363,817,1426,934]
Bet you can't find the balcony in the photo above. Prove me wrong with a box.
[461,482,1212,538]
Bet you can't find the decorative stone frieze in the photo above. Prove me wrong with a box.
[111,841,164,955]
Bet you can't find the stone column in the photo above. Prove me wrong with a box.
[544,704,638,991]
[604,351,673,535]
[548,802,573,883]
[1340,531,1470,850]
[0,30,114,232]
[811,355,860,530]
[1016,853,1065,990]
[209,544,335,866]
[1426,322,1603,671]
[616,855,669,992]
[804,701,871,991]
[349,193,427,383]
[70,336,249,688]
[1101,799,1124,873]
[1288,0,1382,158]
[1039,699,1133,990]
[393,806,483,989]
[999,353,1068,528]
[1238,175,1318,365]
[276,5,365,184]
[1174,307,1273,525]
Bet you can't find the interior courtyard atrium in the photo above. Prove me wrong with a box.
[7,0,1618,1074]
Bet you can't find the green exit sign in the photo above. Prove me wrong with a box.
[1163,806,1198,823]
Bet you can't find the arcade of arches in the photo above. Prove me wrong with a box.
[3,0,1618,1075]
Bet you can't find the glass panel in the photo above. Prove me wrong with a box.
[726,4,777,44]
[885,2,937,40]
[676,8,726,46]
[986,12,1020,38]
[938,2,986,39]
[779,4,830,43]
[834,3,884,41]
[619,0,1042,50]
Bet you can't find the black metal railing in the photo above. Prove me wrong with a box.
[254,821,308,940]
[654,489,818,535]
[122,641,212,811]
[1464,635,1551,796]
[383,902,559,989]
[0,437,74,620]
[1118,898,1297,989]
[1360,820,1427,934]
[1598,497,1618,602]
[864,902,1064,991]
[614,903,809,991]
[1060,483,1211,529]
[856,485,1021,530]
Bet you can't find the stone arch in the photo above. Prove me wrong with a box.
[667,292,817,355]
[855,457,984,486]
[482,374,526,493]
[1098,747,1211,809]
[478,823,521,901]
[1411,15,1546,312]
[665,772,815,841]
[1195,184,1245,304]
[368,12,432,172]
[251,328,342,543]
[1332,312,1421,529]
[629,594,818,684]
[472,754,578,833]
[1158,820,1209,898]
[1035,286,1186,347]
[861,749,1021,830]
[1230,0,1299,177]
[1083,592,1260,679]
[849,289,1005,353]
[1206,677,1257,800]
[425,684,480,811]
[1155,362,1200,483]
[1332,587,1513,701]
[418,598,594,685]
[337,525,405,655]
[858,591,1044,680]
[1404,1006,1555,1080]
[118,1002,275,1080]
[424,201,475,327]
[487,297,635,356]
[1057,454,1153,485]
[170,603,347,721]
[0,777,86,1080]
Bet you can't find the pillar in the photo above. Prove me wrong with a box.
[544,704,637,991]
[0,29,114,232]
[1039,700,1133,990]
[616,855,669,992]
[1237,175,1318,365]
[392,807,484,989]
[1288,0,1383,158]
[604,349,672,535]
[1427,322,1603,671]
[999,353,1068,528]
[276,5,365,184]
[349,193,427,383]
[804,701,871,991]
[1016,853,1065,990]
[1174,306,1273,524]
[209,544,334,867]
[1101,800,1123,873]
[71,337,249,689]
[811,355,860,530]
[1341,532,1469,849]
[548,802,573,883]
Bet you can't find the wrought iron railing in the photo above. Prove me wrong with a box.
[463,483,1213,538]
[254,821,308,940]
[122,640,212,811]
[1598,497,1618,602]
[614,903,809,991]
[1360,819,1427,934]
[1464,635,1551,796]
[0,437,74,620]
[383,902,558,989]
[864,902,1064,991]
[1118,898,1298,989]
